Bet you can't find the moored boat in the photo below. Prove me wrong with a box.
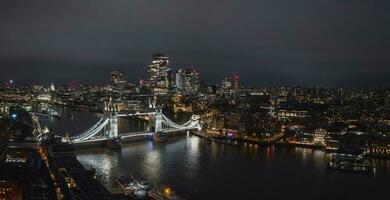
[116,176,150,199]
[328,154,375,173]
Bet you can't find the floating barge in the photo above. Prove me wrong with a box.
[328,154,375,173]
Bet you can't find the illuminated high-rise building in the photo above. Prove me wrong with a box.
[50,83,55,92]
[147,54,171,95]
[175,67,201,94]
[148,54,169,82]
[220,74,240,96]
[232,74,240,92]
[111,70,127,91]
[175,69,183,90]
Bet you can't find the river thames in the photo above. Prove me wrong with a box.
[40,107,390,200]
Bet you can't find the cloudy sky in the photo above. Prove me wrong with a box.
[0,0,389,86]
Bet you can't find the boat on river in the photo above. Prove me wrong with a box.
[116,176,150,199]
[328,154,375,173]
[33,106,61,118]
[43,107,61,117]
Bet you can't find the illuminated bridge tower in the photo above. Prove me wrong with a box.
[104,98,119,138]
[108,112,118,138]
[154,108,163,133]
[152,108,164,141]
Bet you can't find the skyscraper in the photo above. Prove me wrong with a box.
[232,74,240,92]
[147,54,171,95]
[111,70,127,91]
[175,67,201,94]
[220,74,240,96]
[148,54,169,81]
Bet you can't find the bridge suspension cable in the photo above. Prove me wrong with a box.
[161,114,199,130]
[71,118,106,140]
[71,118,109,142]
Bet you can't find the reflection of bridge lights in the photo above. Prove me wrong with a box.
[78,153,114,182]
[145,150,161,177]
[189,136,199,154]
[101,154,113,174]
[186,136,200,170]
[147,141,154,150]
[147,151,160,164]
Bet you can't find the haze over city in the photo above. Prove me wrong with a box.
[1,0,389,86]
[1,1,390,200]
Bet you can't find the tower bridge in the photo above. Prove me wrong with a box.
[41,108,202,147]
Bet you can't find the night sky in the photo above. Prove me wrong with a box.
[0,0,389,87]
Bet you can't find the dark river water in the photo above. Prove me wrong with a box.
[40,107,390,200]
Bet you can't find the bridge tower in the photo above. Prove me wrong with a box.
[152,107,166,142]
[108,112,118,138]
[154,107,163,133]
[104,97,119,138]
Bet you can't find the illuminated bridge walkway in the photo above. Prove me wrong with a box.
[54,108,201,144]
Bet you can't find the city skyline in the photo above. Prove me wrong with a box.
[1,0,390,87]
[1,1,390,200]
[1,52,389,88]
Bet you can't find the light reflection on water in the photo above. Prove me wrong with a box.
[76,137,390,200]
[44,108,390,200]
[144,145,162,180]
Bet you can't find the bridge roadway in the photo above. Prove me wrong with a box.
[71,131,153,148]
